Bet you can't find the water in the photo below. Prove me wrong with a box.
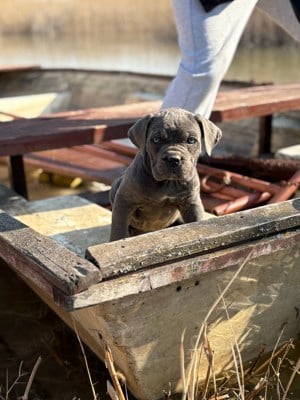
[1,34,300,83]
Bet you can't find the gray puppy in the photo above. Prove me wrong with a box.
[109,108,221,241]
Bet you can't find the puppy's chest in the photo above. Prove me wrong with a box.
[131,182,194,231]
[132,197,180,232]
[135,185,190,217]
[153,180,192,199]
[140,194,183,208]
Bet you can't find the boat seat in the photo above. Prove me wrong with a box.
[23,84,300,173]
[3,83,300,200]
[24,139,300,216]
[25,144,132,188]
[211,83,300,154]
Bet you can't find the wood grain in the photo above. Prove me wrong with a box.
[0,210,102,295]
[86,198,300,279]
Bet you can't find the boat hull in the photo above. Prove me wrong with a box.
[0,187,299,400]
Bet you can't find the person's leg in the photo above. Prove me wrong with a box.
[162,0,258,117]
[257,0,300,42]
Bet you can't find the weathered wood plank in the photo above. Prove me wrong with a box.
[24,143,135,184]
[0,185,111,257]
[212,84,300,122]
[0,210,102,295]
[2,84,300,157]
[20,83,300,191]
[67,227,300,310]
[0,101,161,157]
[86,198,300,279]
[25,147,127,183]
[101,141,137,158]
[51,100,160,120]
[0,119,98,157]
[75,144,133,166]
[10,195,112,257]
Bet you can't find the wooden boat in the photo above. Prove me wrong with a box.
[1,65,299,202]
[0,66,171,120]
[0,66,300,399]
[0,185,299,400]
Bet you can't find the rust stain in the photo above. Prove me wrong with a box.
[171,265,185,281]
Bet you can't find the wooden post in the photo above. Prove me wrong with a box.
[259,114,273,154]
[9,155,28,199]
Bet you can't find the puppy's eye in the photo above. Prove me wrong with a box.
[187,136,197,144]
[152,136,161,144]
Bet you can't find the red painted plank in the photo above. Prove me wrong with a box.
[2,83,300,163]
[2,84,300,156]
[211,84,300,122]
[25,148,126,184]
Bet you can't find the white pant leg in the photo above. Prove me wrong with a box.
[258,0,300,42]
[161,0,259,117]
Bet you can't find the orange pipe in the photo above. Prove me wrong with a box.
[213,191,271,216]
[201,176,254,198]
[268,169,300,203]
[197,164,281,195]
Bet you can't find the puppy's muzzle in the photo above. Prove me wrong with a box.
[163,154,183,171]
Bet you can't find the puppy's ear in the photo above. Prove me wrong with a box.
[128,114,153,150]
[195,114,222,156]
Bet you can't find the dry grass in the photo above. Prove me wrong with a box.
[1,333,298,400]
[0,0,296,45]
[0,357,41,400]
[73,320,129,400]
[177,250,300,400]
[0,0,175,38]
[181,325,298,400]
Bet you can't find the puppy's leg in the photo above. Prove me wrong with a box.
[180,197,205,223]
[110,191,135,241]
[109,176,122,205]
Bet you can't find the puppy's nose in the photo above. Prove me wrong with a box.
[165,155,182,167]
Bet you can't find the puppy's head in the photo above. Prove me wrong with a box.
[128,108,221,181]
